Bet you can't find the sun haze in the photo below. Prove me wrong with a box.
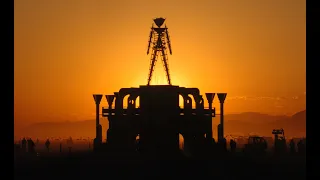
[14,0,305,134]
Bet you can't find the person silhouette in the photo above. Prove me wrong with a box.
[67,137,73,153]
[28,138,35,153]
[289,139,296,154]
[297,139,305,154]
[59,142,62,153]
[136,138,140,152]
[21,138,27,153]
[45,139,51,152]
[230,139,237,153]
[222,138,227,152]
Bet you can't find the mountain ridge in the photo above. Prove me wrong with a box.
[17,110,306,138]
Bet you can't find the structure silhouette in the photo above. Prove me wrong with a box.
[272,128,287,154]
[147,17,173,85]
[95,86,228,157]
[92,18,228,157]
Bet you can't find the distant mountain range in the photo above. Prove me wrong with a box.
[17,110,306,139]
[222,110,306,137]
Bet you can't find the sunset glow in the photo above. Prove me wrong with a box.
[14,0,306,138]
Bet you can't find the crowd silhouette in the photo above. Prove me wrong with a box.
[14,135,306,180]
[14,135,306,156]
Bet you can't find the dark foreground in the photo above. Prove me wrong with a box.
[15,151,306,180]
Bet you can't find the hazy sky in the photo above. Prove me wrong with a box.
[14,0,305,129]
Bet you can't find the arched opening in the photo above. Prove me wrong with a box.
[135,96,140,108]
[179,95,184,109]
[188,95,195,108]
[122,94,130,109]
[179,133,184,150]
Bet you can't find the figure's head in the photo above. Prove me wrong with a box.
[153,17,166,27]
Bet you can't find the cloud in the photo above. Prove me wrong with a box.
[228,95,303,101]
[274,101,284,108]
[227,96,247,100]
[229,96,277,101]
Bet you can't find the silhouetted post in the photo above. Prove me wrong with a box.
[205,93,215,140]
[217,124,222,142]
[59,142,62,153]
[106,95,115,111]
[97,124,102,144]
[105,95,115,144]
[93,94,103,150]
[217,93,227,143]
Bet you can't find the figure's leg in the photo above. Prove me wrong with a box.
[147,49,158,85]
[160,48,171,85]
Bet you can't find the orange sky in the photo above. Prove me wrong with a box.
[14,0,306,130]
